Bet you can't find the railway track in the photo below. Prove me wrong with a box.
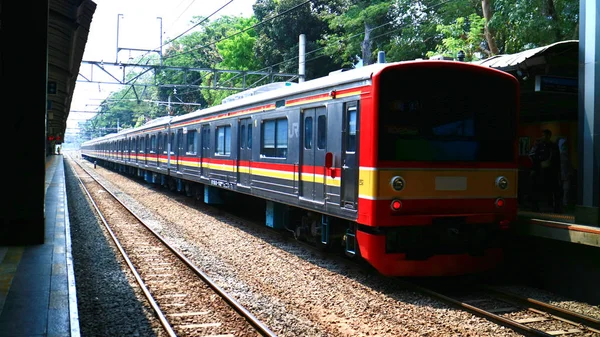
[403,281,600,337]
[67,155,277,337]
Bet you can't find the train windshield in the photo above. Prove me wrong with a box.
[378,66,517,162]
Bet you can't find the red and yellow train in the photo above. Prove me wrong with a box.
[81,59,519,277]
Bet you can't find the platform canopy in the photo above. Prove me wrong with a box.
[47,0,96,144]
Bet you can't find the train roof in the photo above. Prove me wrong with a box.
[82,59,505,146]
[169,61,391,125]
[82,62,389,146]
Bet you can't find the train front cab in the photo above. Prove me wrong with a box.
[354,61,520,277]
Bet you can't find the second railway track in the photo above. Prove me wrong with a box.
[404,281,600,337]
[67,154,277,337]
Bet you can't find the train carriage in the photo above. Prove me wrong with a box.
[82,59,519,277]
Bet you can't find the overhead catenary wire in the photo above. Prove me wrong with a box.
[163,0,312,62]
[88,0,455,117]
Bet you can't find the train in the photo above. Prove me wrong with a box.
[81,59,520,277]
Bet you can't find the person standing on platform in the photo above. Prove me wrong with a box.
[528,129,562,213]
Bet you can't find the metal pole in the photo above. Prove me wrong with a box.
[157,17,163,67]
[299,34,306,83]
[116,14,124,63]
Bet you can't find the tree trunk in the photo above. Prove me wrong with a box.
[545,0,563,41]
[362,22,373,66]
[481,0,499,55]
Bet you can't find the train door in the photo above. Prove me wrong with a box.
[200,124,211,178]
[300,107,327,203]
[237,118,253,188]
[341,102,359,209]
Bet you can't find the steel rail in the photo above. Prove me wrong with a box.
[68,155,177,337]
[70,155,279,337]
[398,281,554,337]
[479,285,600,333]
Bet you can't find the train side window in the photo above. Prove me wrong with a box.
[186,129,198,155]
[140,136,145,154]
[169,132,175,154]
[304,116,313,149]
[261,117,287,158]
[216,125,231,156]
[240,125,246,149]
[347,107,357,153]
[247,125,252,149]
[150,135,157,153]
[317,115,326,150]
[202,127,210,150]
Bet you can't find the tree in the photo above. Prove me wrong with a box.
[253,0,344,79]
[321,0,391,67]
[427,14,487,61]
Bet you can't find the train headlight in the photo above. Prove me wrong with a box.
[391,176,405,191]
[495,176,508,190]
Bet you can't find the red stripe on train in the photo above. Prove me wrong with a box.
[357,198,517,226]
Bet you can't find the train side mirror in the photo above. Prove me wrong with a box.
[325,152,333,169]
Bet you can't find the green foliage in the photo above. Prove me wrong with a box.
[253,0,344,78]
[427,13,486,61]
[489,0,578,53]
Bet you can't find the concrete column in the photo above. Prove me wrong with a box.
[576,0,600,226]
[0,1,48,243]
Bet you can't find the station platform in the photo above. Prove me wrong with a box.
[0,155,79,337]
[517,210,600,247]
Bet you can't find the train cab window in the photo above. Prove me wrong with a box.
[216,125,231,156]
[261,117,287,158]
[186,129,198,155]
[378,67,516,162]
[317,115,326,150]
[304,116,313,149]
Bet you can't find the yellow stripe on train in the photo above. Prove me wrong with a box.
[358,168,517,200]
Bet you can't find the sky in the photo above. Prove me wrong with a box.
[67,0,256,135]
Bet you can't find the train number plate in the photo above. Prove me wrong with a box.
[435,176,467,191]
